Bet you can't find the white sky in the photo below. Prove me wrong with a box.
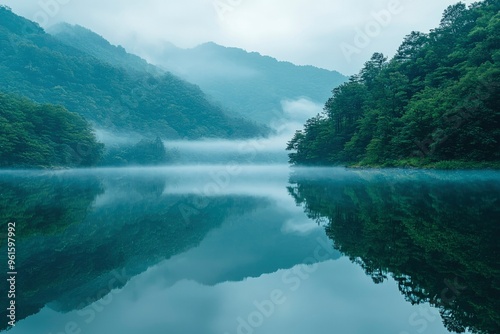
[1,0,474,75]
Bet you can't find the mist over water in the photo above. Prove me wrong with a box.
[165,98,323,164]
[90,98,322,164]
[93,128,143,147]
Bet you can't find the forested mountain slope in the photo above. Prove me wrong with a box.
[0,6,264,139]
[52,25,347,125]
[287,1,500,168]
[47,23,158,75]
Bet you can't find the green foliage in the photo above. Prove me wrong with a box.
[0,92,103,167]
[288,169,500,334]
[0,7,266,139]
[288,1,500,167]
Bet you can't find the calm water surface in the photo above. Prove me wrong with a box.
[0,165,498,334]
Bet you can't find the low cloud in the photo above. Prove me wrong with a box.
[281,98,323,125]
[1,0,475,75]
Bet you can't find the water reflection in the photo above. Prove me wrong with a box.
[288,168,500,334]
[1,166,497,334]
[0,172,105,326]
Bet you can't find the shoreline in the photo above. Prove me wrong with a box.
[347,160,500,170]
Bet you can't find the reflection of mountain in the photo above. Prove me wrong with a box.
[143,203,340,289]
[0,170,264,332]
[0,167,339,333]
[288,168,500,334]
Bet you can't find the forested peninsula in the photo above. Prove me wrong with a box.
[0,93,103,168]
[287,1,500,169]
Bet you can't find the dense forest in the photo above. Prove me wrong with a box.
[0,6,265,139]
[287,1,500,168]
[0,93,103,167]
[99,137,178,166]
[288,169,500,334]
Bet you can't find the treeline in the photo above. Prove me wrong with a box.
[0,93,103,167]
[287,1,500,168]
[0,92,179,168]
[100,137,178,166]
[0,5,269,168]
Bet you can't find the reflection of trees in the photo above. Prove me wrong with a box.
[0,173,104,241]
[0,171,263,331]
[288,170,500,334]
[0,173,104,331]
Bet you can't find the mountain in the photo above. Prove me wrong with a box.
[49,26,347,124]
[287,0,500,168]
[147,42,348,124]
[0,6,265,139]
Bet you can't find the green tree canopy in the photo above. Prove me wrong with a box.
[0,92,103,167]
[288,0,500,168]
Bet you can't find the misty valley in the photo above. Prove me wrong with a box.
[0,1,499,334]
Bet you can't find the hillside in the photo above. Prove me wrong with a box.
[287,0,500,168]
[0,92,103,167]
[50,25,347,125]
[0,6,265,139]
[47,23,158,75]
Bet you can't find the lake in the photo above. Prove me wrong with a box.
[0,165,498,334]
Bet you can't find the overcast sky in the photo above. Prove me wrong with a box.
[1,0,474,75]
